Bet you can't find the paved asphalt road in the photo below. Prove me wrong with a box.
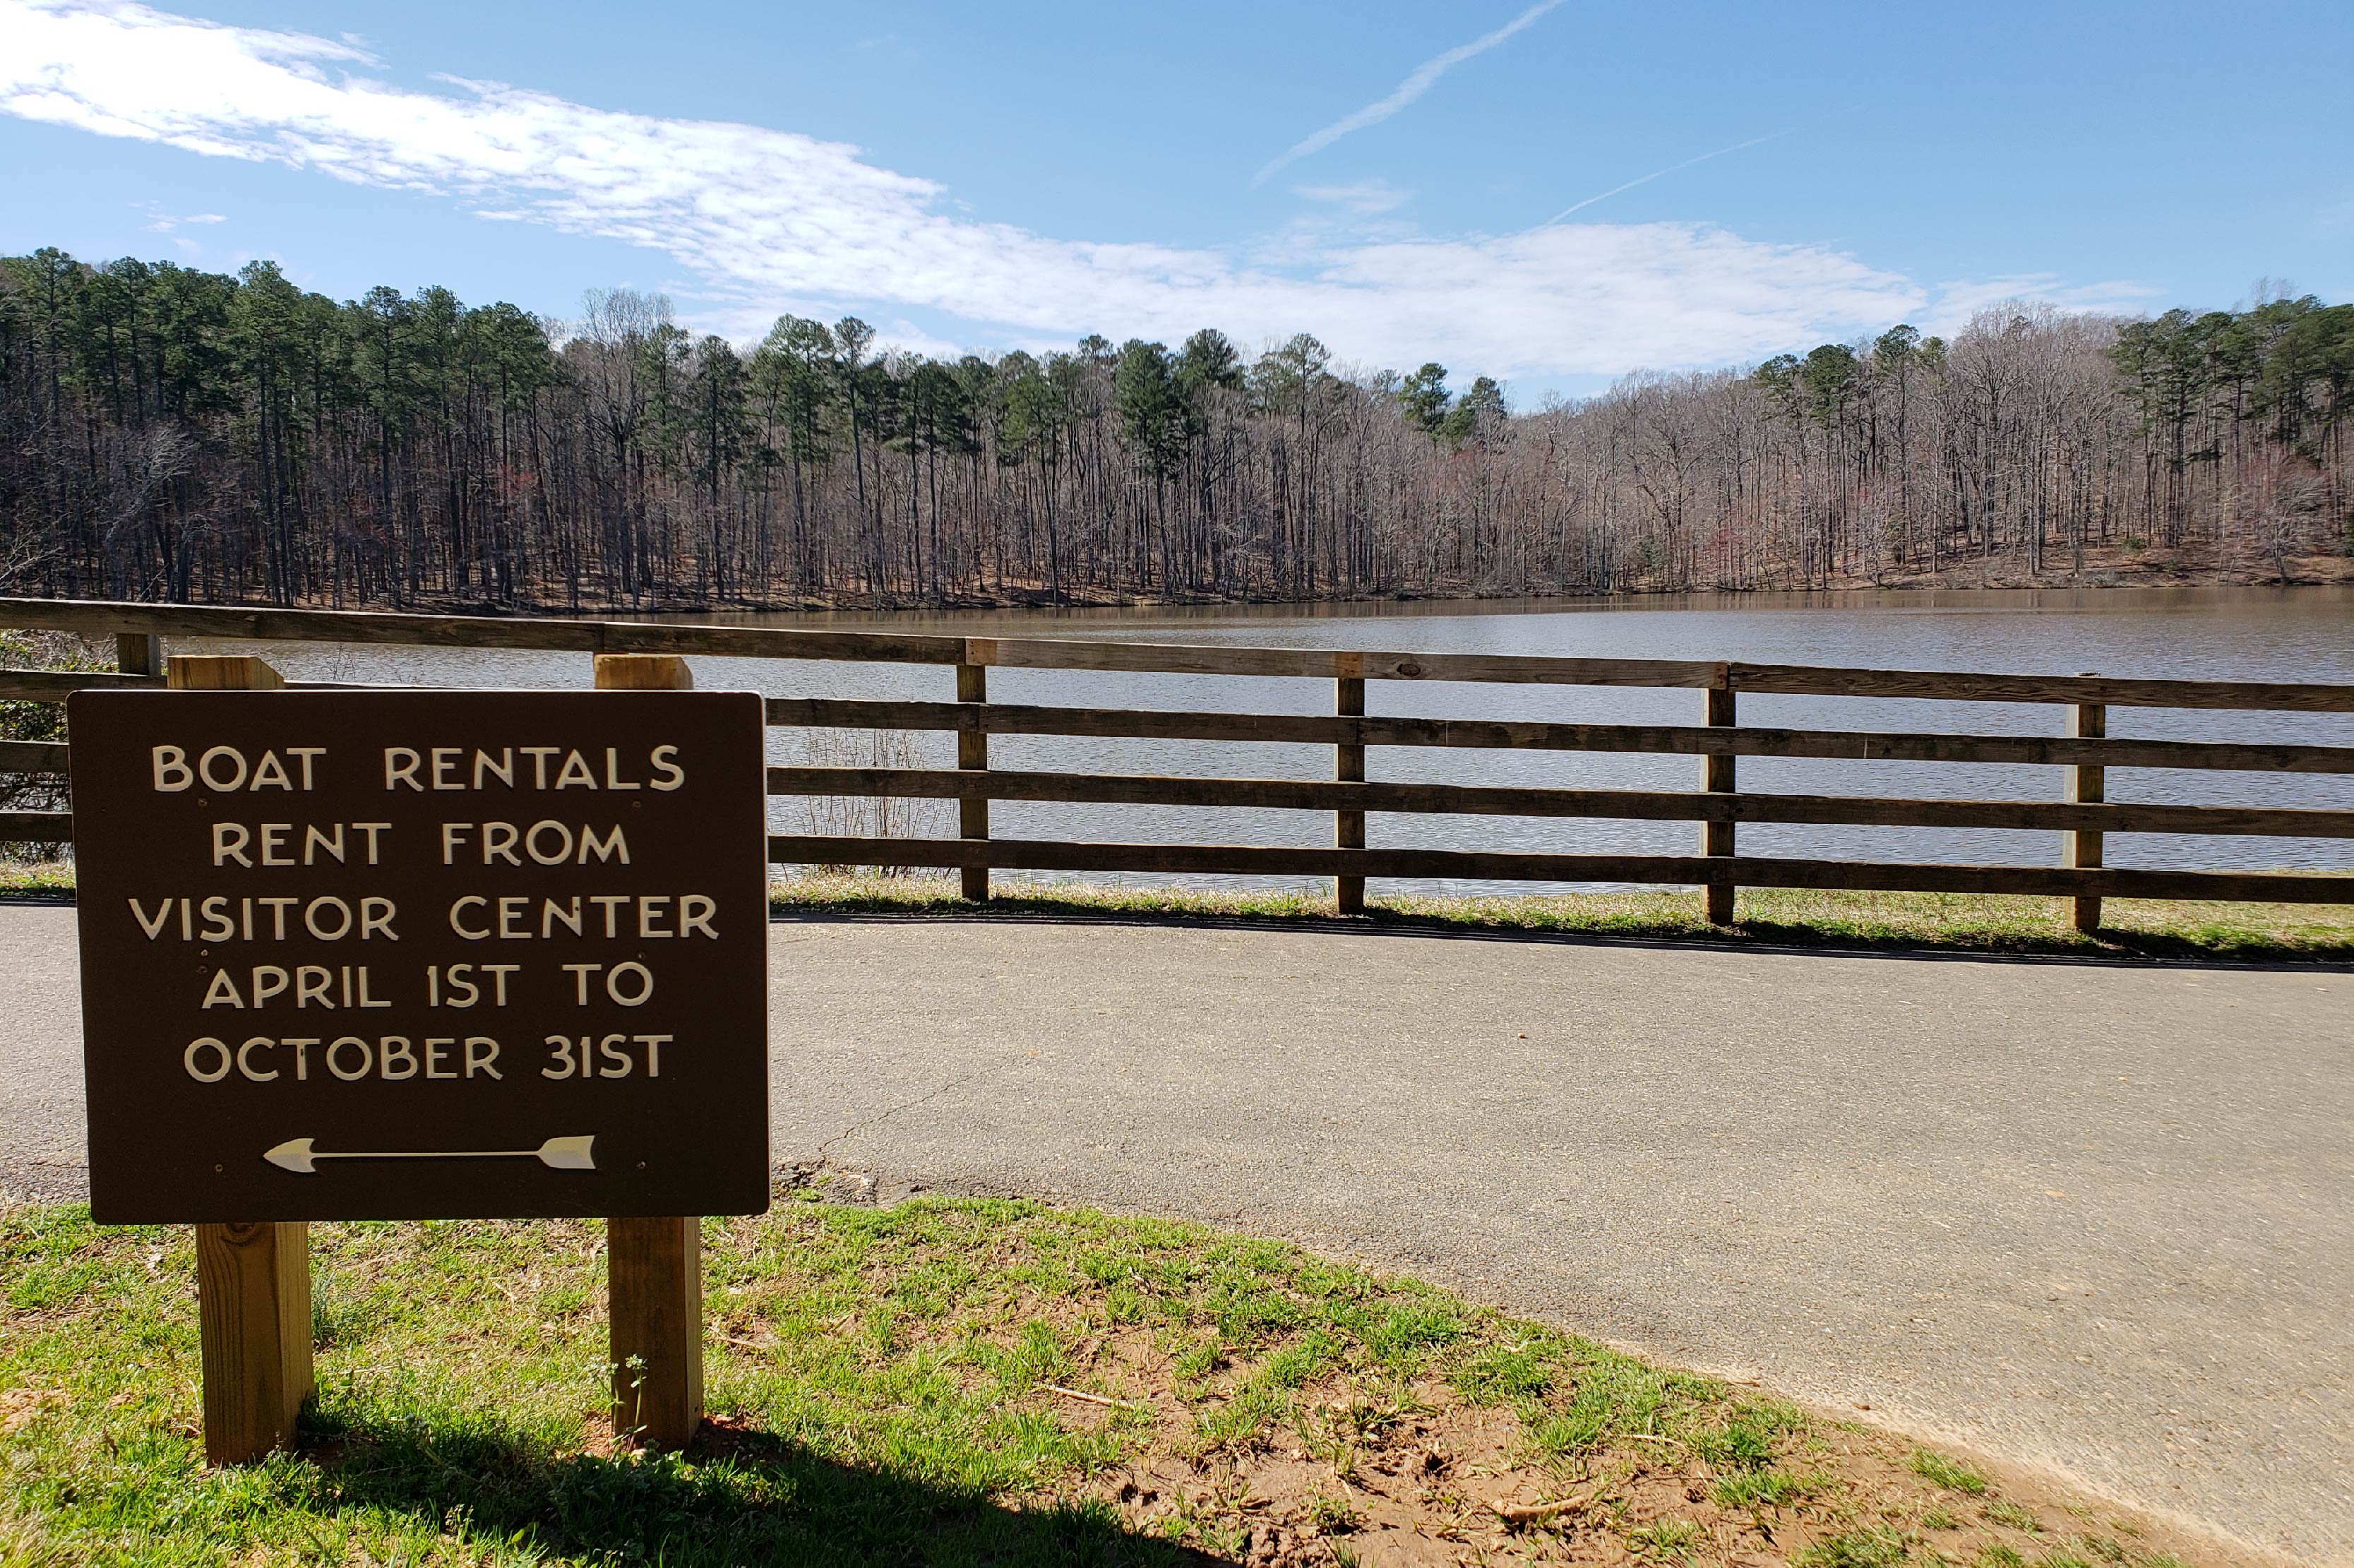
[4,904,2348,1563]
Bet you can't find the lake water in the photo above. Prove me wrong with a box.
[193,586,2354,895]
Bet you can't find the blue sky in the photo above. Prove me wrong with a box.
[3,0,2349,397]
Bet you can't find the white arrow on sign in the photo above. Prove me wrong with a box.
[263,1135,596,1174]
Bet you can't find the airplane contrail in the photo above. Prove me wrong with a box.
[1253,0,1567,186]
[1539,127,1798,226]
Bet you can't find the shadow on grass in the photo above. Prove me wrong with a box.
[298,1407,1232,1568]
[769,895,2354,971]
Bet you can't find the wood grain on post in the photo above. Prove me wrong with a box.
[607,1216,704,1448]
[2069,701,2107,933]
[594,652,704,1449]
[593,653,693,692]
[957,650,990,902]
[169,652,313,1465]
[115,632,162,678]
[169,655,284,691]
[195,1221,313,1465]
[1702,679,1737,924]
[1336,655,1366,916]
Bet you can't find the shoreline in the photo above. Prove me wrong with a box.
[11,556,2350,622]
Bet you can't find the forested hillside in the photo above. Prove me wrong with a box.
[2,246,2348,611]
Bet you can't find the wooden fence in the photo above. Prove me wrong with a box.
[4,597,2352,931]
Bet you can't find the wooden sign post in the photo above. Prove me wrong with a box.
[595,654,703,1447]
[67,656,770,1462]
[179,655,315,1465]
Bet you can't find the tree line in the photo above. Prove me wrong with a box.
[1,246,2348,611]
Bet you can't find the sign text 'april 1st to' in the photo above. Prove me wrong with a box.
[66,688,770,1225]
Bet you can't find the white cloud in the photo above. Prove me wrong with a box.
[1917,275,2165,333]
[1251,1,1564,186]
[0,0,2120,380]
[137,203,225,232]
[1294,179,1415,217]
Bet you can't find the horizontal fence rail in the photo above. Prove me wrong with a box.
[6,595,2353,928]
[765,765,2354,839]
[763,837,2354,905]
[761,698,2354,774]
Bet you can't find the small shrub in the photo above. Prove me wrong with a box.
[1985,1501,2042,1533]
[1306,1492,1360,1535]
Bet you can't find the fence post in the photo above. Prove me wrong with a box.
[594,653,705,1450]
[957,644,990,902]
[1702,668,1737,925]
[1335,654,1366,916]
[2068,700,2106,933]
[116,632,162,677]
[171,654,314,1466]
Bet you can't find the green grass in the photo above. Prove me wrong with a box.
[0,1195,2213,1567]
[1714,1466,1824,1511]
[760,870,2354,963]
[1630,1516,1706,1560]
[1798,1526,1909,1568]
[1913,1447,1991,1495]
[1988,1501,2045,1533]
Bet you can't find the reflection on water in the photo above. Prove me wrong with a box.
[196,587,2354,894]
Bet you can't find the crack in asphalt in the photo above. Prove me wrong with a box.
[808,1053,1024,1161]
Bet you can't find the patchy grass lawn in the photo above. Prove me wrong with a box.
[1,1195,2216,1567]
[760,870,2353,964]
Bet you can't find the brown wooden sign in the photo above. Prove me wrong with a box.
[67,688,770,1224]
